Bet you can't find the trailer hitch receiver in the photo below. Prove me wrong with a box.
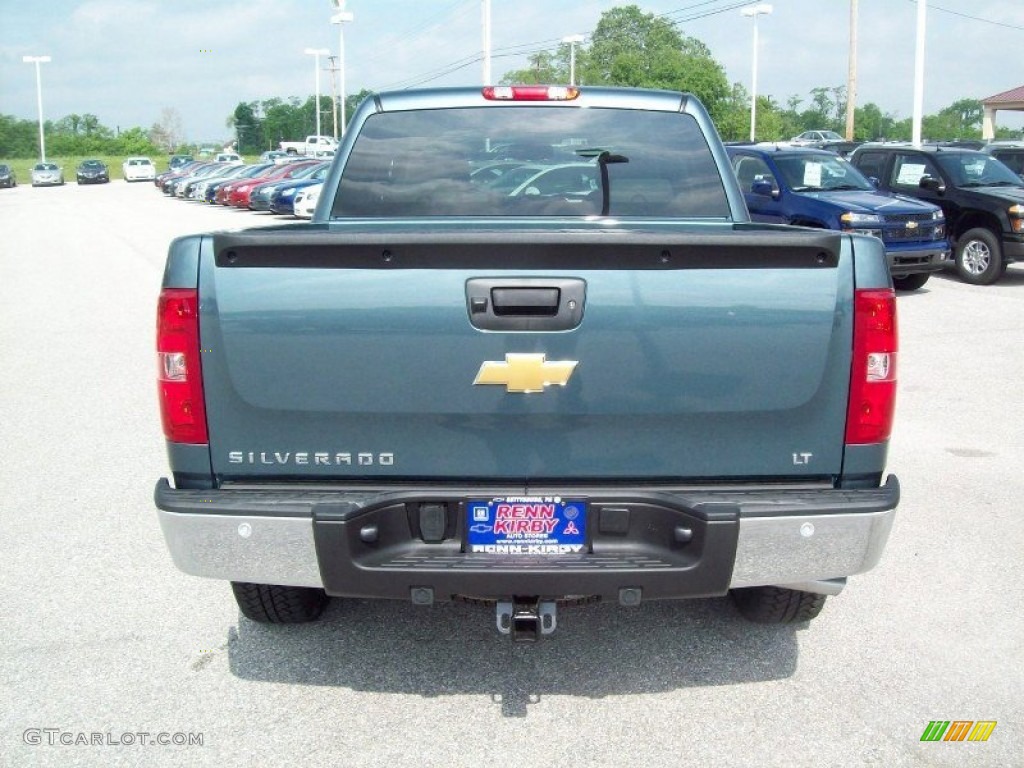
[496,598,557,642]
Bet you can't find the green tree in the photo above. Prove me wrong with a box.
[500,51,564,85]
[81,113,101,136]
[715,83,753,141]
[754,95,784,141]
[854,103,898,141]
[228,101,263,153]
[300,94,335,137]
[112,126,161,156]
[260,97,306,148]
[928,98,983,139]
[573,5,730,121]
[801,87,843,132]
[0,114,40,157]
[345,88,375,130]
[55,113,83,136]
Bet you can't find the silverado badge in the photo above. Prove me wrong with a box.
[473,353,578,393]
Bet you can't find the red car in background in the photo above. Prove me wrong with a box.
[223,161,319,208]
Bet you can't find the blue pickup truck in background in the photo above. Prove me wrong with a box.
[155,86,900,640]
[727,145,949,290]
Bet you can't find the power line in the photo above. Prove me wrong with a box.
[372,0,755,93]
[665,1,757,24]
[384,43,560,91]
[377,35,573,91]
[660,0,750,23]
[910,0,1024,33]
[356,0,477,72]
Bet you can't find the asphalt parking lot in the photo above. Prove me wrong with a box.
[1,180,1021,767]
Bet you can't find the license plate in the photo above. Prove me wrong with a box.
[466,497,586,554]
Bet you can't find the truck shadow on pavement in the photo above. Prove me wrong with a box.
[929,264,1024,288]
[225,597,803,716]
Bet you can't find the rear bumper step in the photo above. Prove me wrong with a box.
[154,476,898,600]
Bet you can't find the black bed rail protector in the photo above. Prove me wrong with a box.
[212,227,841,271]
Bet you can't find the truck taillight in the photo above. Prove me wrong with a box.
[157,288,208,444]
[846,288,898,445]
[482,85,580,101]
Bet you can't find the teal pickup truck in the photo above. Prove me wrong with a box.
[155,86,899,640]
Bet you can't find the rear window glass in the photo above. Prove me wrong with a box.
[331,106,730,218]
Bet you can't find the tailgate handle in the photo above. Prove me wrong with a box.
[466,278,586,332]
[491,287,560,316]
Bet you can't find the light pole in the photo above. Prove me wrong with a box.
[845,0,859,141]
[562,35,585,86]
[741,4,772,142]
[912,0,927,146]
[23,55,51,162]
[330,1,354,138]
[304,47,330,139]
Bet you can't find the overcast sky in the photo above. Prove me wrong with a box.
[2,0,1022,144]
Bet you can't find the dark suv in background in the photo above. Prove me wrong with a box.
[728,146,948,290]
[850,145,1024,285]
[982,143,1024,179]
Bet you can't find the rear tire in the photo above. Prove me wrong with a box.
[730,586,827,623]
[231,582,328,624]
[892,273,930,291]
[955,228,1003,285]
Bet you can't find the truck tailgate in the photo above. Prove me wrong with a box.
[200,227,851,481]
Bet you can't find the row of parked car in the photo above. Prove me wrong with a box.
[151,153,326,218]
[0,157,163,187]
[726,141,1024,287]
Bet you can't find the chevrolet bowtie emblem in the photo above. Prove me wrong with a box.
[906,220,918,230]
[473,353,579,393]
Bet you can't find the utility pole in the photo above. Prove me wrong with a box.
[845,0,858,140]
[562,35,585,86]
[327,55,339,140]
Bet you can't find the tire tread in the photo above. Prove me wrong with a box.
[730,586,827,623]
[230,582,328,624]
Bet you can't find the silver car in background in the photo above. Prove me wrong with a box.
[30,162,64,187]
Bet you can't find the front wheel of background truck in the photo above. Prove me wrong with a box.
[231,582,329,623]
[730,586,827,623]
[955,228,1003,285]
